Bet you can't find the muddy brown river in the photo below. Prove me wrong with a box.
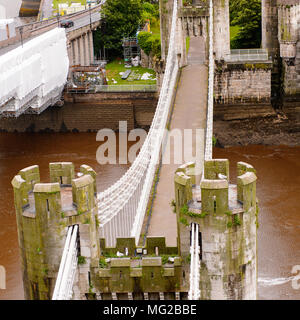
[214,145,300,300]
[0,133,299,300]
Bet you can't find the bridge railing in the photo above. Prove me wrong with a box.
[95,85,157,92]
[0,4,102,49]
[188,223,201,300]
[224,49,269,62]
[204,0,214,161]
[97,0,179,247]
[18,3,102,34]
[190,0,214,301]
[52,225,79,300]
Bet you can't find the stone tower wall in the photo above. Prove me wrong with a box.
[174,159,258,300]
[12,162,99,300]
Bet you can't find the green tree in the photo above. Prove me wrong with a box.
[94,0,143,58]
[141,1,159,24]
[230,0,261,49]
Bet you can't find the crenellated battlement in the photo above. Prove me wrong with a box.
[11,162,99,300]
[89,236,183,298]
[174,159,258,300]
[92,255,184,299]
[12,162,97,220]
[175,159,257,217]
[99,236,178,257]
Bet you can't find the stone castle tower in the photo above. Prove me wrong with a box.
[11,163,99,300]
[174,160,258,300]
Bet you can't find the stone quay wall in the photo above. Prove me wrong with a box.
[0,92,158,133]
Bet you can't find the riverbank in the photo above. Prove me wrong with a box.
[214,113,300,147]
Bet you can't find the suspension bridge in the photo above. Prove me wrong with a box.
[50,0,215,300]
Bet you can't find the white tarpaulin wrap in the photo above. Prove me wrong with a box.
[0,19,16,41]
[0,28,69,116]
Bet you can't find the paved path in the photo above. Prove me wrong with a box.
[147,37,208,246]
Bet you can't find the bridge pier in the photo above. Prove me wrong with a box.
[68,29,95,67]
[79,35,85,66]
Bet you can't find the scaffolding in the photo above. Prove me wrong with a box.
[122,37,141,65]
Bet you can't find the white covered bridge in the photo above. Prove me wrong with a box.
[0,28,69,117]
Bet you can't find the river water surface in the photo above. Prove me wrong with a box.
[0,133,299,300]
[214,145,300,300]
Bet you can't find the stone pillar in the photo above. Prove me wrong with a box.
[89,31,94,64]
[71,40,76,66]
[262,0,279,58]
[85,33,90,66]
[81,33,87,66]
[213,0,230,60]
[67,41,74,69]
[78,36,85,66]
[75,38,81,66]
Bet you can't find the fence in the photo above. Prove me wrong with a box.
[224,49,269,62]
[204,0,214,161]
[66,84,157,93]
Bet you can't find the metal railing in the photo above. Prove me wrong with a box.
[52,225,79,300]
[189,0,214,301]
[96,0,179,247]
[0,3,103,49]
[188,223,201,300]
[204,0,214,161]
[224,49,269,62]
[95,84,157,92]
[66,84,157,93]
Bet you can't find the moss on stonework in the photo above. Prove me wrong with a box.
[179,217,189,226]
[78,256,87,265]
[180,204,208,219]
[234,215,241,226]
[83,217,91,224]
[244,63,271,70]
[99,257,108,268]
[255,204,259,228]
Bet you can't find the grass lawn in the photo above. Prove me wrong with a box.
[186,36,190,54]
[105,59,156,86]
[52,0,87,10]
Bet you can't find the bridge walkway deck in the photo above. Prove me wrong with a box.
[147,37,208,247]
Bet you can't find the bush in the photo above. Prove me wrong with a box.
[137,31,161,59]
[137,31,152,55]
